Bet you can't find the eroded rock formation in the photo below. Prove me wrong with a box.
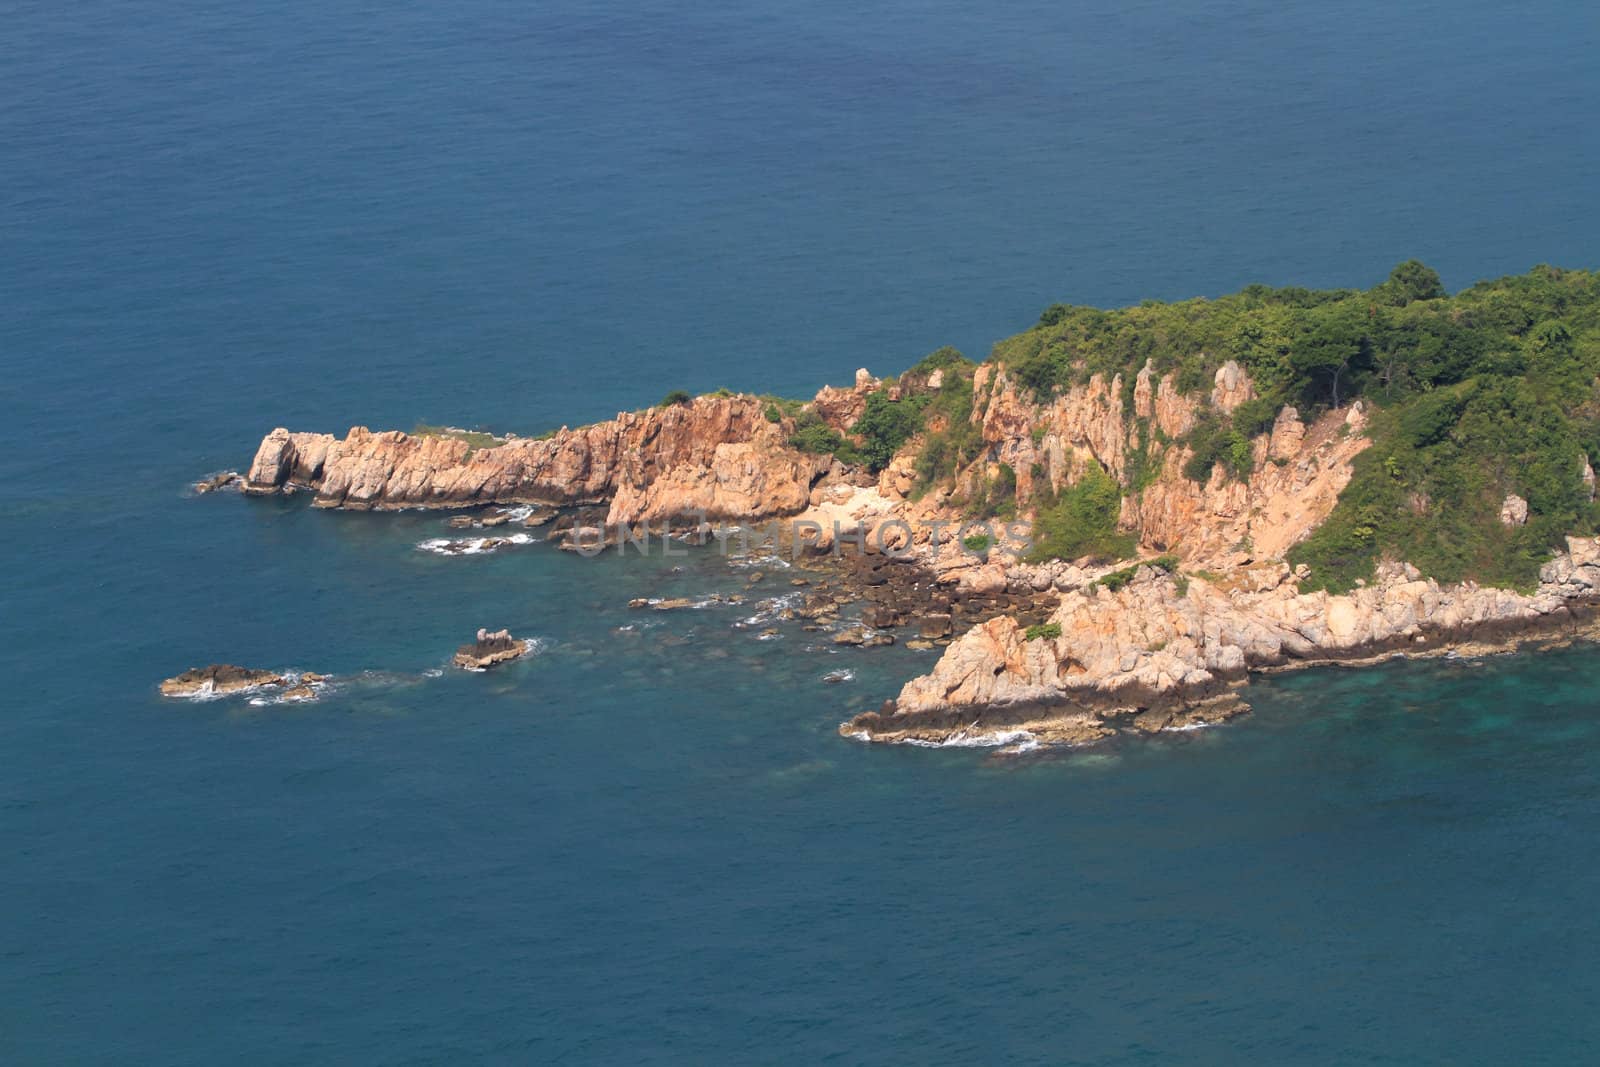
[452,629,533,670]
[244,396,821,523]
[160,665,289,697]
[844,539,1600,745]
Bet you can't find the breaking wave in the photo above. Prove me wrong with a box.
[417,533,535,556]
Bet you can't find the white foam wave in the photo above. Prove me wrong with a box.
[728,553,792,571]
[901,728,1039,749]
[734,591,803,628]
[822,669,855,683]
[416,533,535,556]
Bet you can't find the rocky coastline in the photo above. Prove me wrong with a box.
[215,357,1600,749]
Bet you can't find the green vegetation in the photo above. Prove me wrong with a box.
[760,395,804,423]
[962,532,993,552]
[1181,414,1253,483]
[787,409,862,465]
[905,344,975,378]
[994,263,1600,590]
[963,462,1017,519]
[659,390,692,407]
[1024,622,1062,641]
[846,348,984,475]
[909,352,984,496]
[1025,462,1136,564]
[1095,555,1179,591]
[411,424,505,456]
[851,391,927,473]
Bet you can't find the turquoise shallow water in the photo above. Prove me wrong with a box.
[5,1,1600,1062]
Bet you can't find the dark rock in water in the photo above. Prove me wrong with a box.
[452,628,531,670]
[194,471,242,494]
[834,624,893,647]
[833,626,867,646]
[798,593,837,620]
[522,509,556,528]
[448,515,475,529]
[480,512,512,527]
[160,665,287,697]
[918,614,953,639]
[861,604,903,629]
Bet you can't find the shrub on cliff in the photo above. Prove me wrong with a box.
[788,410,862,465]
[659,390,692,407]
[910,360,982,496]
[1025,463,1135,564]
[850,391,927,473]
[906,345,975,377]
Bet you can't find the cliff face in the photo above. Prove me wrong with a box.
[966,359,1366,569]
[244,395,826,524]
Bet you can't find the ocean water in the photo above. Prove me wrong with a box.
[4,0,1600,1062]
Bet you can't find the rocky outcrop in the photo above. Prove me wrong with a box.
[160,665,289,697]
[244,430,342,493]
[1130,404,1369,566]
[194,471,241,494]
[1210,360,1255,413]
[845,538,1600,745]
[242,395,825,520]
[811,368,879,432]
[606,442,826,526]
[452,628,533,670]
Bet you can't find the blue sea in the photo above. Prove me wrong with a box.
[4,1,1600,1062]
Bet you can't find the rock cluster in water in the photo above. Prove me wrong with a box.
[160,665,329,701]
[452,629,531,670]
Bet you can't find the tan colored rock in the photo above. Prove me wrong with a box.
[846,540,1600,745]
[244,429,341,493]
[1210,360,1255,413]
[452,629,531,670]
[1500,494,1529,527]
[243,396,826,518]
[160,665,288,698]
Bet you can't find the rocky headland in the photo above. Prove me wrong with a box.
[219,265,1600,749]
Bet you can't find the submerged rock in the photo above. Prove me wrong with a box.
[193,471,241,494]
[452,628,532,670]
